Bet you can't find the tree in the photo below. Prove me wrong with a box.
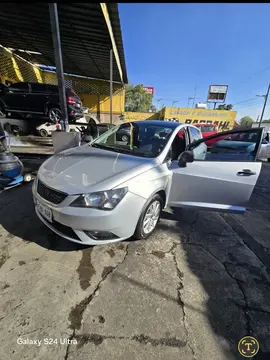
[240,116,254,128]
[125,84,156,112]
[262,119,270,123]
[216,104,233,111]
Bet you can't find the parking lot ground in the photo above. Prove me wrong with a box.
[0,160,270,360]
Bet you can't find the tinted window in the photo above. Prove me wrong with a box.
[189,127,202,143]
[47,85,58,93]
[190,130,260,162]
[9,83,29,92]
[30,83,47,92]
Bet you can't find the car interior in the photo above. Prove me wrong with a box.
[170,129,187,160]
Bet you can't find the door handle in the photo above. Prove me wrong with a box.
[237,169,256,176]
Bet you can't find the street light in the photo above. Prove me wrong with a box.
[171,100,178,107]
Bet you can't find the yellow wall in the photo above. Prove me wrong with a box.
[124,109,165,122]
[42,71,125,114]
[164,107,237,131]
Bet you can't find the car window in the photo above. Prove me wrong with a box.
[189,130,261,162]
[91,122,175,158]
[30,83,46,93]
[9,82,29,92]
[188,126,202,143]
[199,125,216,132]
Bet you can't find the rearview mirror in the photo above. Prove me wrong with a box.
[178,150,194,167]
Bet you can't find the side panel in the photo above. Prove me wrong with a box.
[168,161,262,212]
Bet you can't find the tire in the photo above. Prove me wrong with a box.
[267,158,270,163]
[48,107,61,123]
[133,194,163,240]
[39,129,48,138]
[23,174,32,183]
[0,103,6,118]
[3,122,11,133]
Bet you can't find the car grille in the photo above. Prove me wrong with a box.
[37,180,67,204]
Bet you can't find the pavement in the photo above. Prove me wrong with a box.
[0,159,270,360]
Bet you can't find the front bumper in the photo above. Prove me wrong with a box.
[32,181,146,246]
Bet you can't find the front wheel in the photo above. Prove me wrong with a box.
[133,194,163,240]
[267,158,270,163]
[48,107,61,123]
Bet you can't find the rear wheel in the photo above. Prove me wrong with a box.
[267,158,270,162]
[39,129,48,138]
[133,194,163,240]
[48,107,61,123]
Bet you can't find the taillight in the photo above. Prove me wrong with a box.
[67,96,76,105]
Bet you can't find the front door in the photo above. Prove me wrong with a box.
[4,82,29,111]
[168,128,263,213]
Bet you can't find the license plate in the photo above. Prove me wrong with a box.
[37,201,52,223]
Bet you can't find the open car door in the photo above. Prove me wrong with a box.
[168,128,264,213]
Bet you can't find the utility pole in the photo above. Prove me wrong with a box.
[172,100,178,107]
[257,83,270,128]
[157,98,163,111]
[192,85,197,108]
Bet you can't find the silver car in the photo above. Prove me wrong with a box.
[32,121,263,246]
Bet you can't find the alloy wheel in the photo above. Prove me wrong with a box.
[143,200,161,234]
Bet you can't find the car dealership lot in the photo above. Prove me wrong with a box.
[0,160,270,360]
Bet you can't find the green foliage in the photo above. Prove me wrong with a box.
[216,104,233,111]
[240,116,254,128]
[125,84,156,112]
[262,119,270,123]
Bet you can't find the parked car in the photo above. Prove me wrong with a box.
[96,122,131,141]
[194,124,219,146]
[36,117,88,137]
[0,82,83,123]
[32,121,263,246]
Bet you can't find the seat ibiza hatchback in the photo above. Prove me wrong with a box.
[32,120,263,246]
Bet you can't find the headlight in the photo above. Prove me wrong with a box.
[70,187,128,210]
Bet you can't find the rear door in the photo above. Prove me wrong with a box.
[28,83,48,113]
[4,82,30,111]
[168,128,263,213]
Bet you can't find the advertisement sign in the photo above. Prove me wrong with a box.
[143,86,154,96]
[164,107,237,131]
[207,85,228,102]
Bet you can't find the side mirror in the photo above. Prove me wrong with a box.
[178,150,194,167]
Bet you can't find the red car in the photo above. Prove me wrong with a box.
[194,124,219,146]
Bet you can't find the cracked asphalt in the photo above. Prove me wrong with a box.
[0,157,270,360]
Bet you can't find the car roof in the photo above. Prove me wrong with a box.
[133,120,184,128]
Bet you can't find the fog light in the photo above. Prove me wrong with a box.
[85,231,118,241]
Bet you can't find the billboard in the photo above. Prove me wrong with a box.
[143,86,154,96]
[164,107,237,131]
[207,85,228,102]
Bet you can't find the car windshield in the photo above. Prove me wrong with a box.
[91,122,175,158]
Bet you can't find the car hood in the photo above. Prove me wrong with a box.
[38,145,155,194]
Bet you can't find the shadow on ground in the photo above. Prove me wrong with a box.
[0,184,85,251]
[158,163,270,359]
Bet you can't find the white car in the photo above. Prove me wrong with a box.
[36,117,88,137]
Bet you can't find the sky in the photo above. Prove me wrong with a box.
[119,3,270,121]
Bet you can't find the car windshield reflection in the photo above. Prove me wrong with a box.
[91,122,174,158]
